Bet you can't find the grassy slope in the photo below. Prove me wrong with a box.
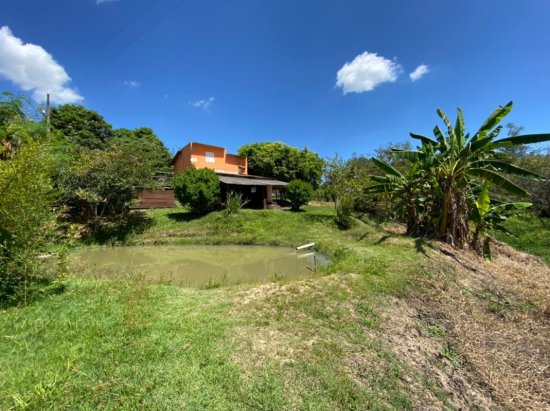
[492,213,550,264]
[0,206,433,410]
[6,205,540,409]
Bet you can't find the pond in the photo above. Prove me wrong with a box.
[69,245,327,288]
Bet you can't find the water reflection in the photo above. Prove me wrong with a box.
[69,245,327,288]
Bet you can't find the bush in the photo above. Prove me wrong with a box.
[174,168,220,214]
[335,194,354,229]
[0,141,61,305]
[286,180,313,211]
[225,191,248,216]
[58,146,151,222]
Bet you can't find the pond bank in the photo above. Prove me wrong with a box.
[1,205,548,409]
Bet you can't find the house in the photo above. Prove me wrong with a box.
[172,142,288,209]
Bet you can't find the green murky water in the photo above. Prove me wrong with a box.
[69,245,326,287]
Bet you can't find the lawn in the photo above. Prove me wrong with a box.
[1,205,547,409]
[1,205,433,410]
[492,213,550,264]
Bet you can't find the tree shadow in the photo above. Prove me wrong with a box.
[284,208,306,213]
[414,238,433,256]
[374,235,392,244]
[83,212,154,245]
[301,213,335,224]
[166,211,205,222]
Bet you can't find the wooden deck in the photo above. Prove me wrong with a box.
[132,190,177,209]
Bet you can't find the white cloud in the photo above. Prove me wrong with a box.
[123,80,141,89]
[191,97,215,111]
[0,26,82,104]
[409,64,429,81]
[96,0,120,5]
[336,51,401,94]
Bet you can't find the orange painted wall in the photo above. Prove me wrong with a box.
[189,143,226,172]
[173,142,248,175]
[173,144,192,173]
[225,154,247,174]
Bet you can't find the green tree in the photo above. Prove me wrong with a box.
[50,104,113,150]
[58,146,151,221]
[369,102,550,252]
[173,168,220,214]
[238,142,324,187]
[0,139,60,305]
[111,127,172,173]
[286,180,313,211]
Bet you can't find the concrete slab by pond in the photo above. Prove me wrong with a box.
[69,245,327,288]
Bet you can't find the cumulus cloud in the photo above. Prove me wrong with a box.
[96,0,120,4]
[409,64,429,81]
[0,26,82,104]
[123,80,141,89]
[191,97,215,111]
[336,51,401,94]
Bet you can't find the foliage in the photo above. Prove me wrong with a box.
[286,179,313,211]
[50,104,114,150]
[323,156,364,227]
[492,213,550,264]
[173,168,220,214]
[368,102,550,255]
[0,92,46,159]
[58,146,152,222]
[111,127,172,174]
[238,141,324,187]
[225,191,248,216]
[506,147,550,217]
[335,193,355,229]
[0,140,61,305]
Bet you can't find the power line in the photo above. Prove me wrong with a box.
[79,0,186,84]
[77,0,156,70]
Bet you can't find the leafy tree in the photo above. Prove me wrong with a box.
[0,139,60,305]
[0,92,43,159]
[369,102,550,253]
[173,168,220,214]
[238,142,324,187]
[286,180,313,211]
[50,104,113,150]
[366,158,434,235]
[470,180,532,258]
[323,156,362,227]
[111,127,172,174]
[58,146,151,221]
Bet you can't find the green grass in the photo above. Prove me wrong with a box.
[1,205,444,409]
[492,213,550,264]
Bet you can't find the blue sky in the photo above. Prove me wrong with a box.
[1,0,550,159]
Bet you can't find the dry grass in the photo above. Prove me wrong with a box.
[230,273,500,410]
[414,241,550,411]
[228,237,550,410]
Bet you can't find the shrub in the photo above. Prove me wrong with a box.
[286,180,313,211]
[174,168,220,214]
[335,194,355,229]
[225,191,248,216]
[0,141,61,305]
[58,146,151,222]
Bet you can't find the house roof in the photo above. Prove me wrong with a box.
[216,172,287,187]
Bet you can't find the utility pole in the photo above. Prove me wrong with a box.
[45,93,51,125]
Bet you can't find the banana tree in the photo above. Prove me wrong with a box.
[390,101,550,247]
[470,180,532,258]
[366,158,433,235]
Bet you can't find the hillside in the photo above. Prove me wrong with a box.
[1,205,548,410]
